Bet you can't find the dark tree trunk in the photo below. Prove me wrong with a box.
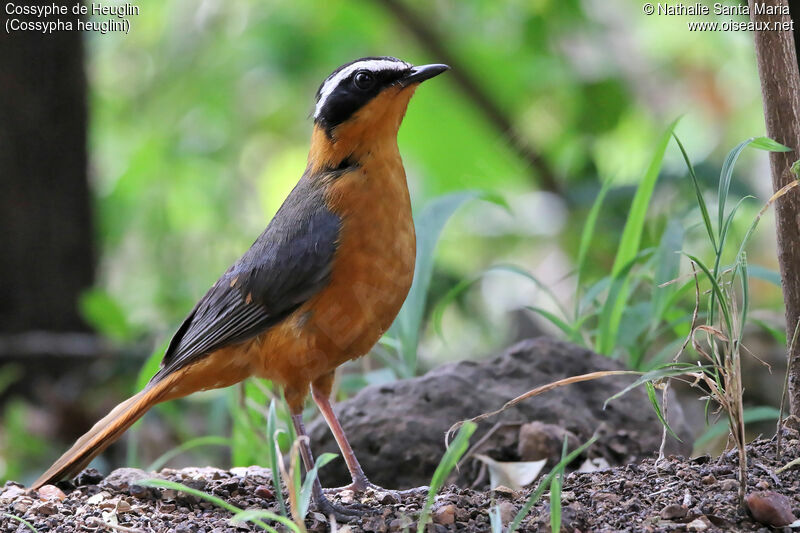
[748,0,800,416]
[0,2,94,333]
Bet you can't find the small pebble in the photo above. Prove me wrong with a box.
[32,501,58,515]
[660,503,688,520]
[687,516,711,531]
[432,503,456,525]
[254,485,274,499]
[746,490,796,527]
[12,497,33,514]
[37,485,66,501]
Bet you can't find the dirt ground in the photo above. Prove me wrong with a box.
[2,430,799,532]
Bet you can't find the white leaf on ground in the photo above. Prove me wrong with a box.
[474,454,547,490]
[577,457,610,472]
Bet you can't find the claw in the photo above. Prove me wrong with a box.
[315,492,371,522]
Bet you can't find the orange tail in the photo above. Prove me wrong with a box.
[32,371,182,489]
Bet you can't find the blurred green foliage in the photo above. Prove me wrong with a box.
[2,0,791,482]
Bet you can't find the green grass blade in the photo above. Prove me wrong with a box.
[651,219,684,324]
[646,381,680,441]
[488,505,504,532]
[747,265,782,287]
[266,399,287,517]
[549,438,567,533]
[432,264,570,339]
[603,363,700,408]
[146,435,230,471]
[2,513,39,533]
[596,254,645,356]
[683,253,732,335]
[230,510,301,530]
[694,406,780,449]
[749,136,791,152]
[526,306,584,344]
[673,133,716,251]
[417,421,476,533]
[138,478,299,532]
[390,191,504,377]
[611,120,676,277]
[709,195,752,325]
[598,120,676,355]
[739,254,749,345]
[136,341,169,391]
[508,436,598,533]
[575,179,612,319]
[718,138,755,236]
[299,452,337,519]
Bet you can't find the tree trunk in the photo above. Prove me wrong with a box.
[0,2,94,334]
[748,0,800,416]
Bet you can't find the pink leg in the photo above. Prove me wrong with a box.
[311,383,371,492]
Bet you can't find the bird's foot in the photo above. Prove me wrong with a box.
[315,492,372,523]
[324,481,429,501]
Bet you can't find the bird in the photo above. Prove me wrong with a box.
[32,56,449,518]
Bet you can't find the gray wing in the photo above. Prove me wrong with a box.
[148,173,340,385]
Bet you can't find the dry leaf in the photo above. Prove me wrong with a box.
[474,454,546,490]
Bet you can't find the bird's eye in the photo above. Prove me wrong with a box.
[353,71,375,90]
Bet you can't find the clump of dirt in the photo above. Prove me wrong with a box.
[2,432,798,532]
[310,338,693,489]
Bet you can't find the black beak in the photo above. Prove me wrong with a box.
[399,63,450,86]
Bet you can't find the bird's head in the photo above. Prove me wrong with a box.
[309,57,449,169]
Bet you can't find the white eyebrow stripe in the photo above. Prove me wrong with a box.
[314,59,410,119]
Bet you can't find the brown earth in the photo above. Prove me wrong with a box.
[1,338,796,532]
[1,434,799,532]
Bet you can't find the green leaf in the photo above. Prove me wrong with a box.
[139,478,299,532]
[299,452,337,519]
[652,219,684,323]
[508,436,597,533]
[526,306,583,343]
[79,288,135,342]
[1,513,39,533]
[718,138,756,237]
[596,252,649,356]
[488,505,504,533]
[598,120,677,355]
[694,406,780,449]
[750,136,791,152]
[646,381,681,441]
[417,421,476,533]
[266,399,287,518]
[575,179,612,318]
[136,341,169,391]
[673,134,716,251]
[432,264,569,340]
[390,191,503,377]
[549,438,567,533]
[739,254,749,345]
[603,363,700,408]
[684,253,732,336]
[747,265,782,287]
[752,318,787,345]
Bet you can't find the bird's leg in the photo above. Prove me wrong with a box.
[289,410,367,521]
[310,382,372,493]
[311,377,430,499]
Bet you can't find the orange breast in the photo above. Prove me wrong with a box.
[250,145,416,405]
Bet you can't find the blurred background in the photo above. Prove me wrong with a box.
[0,0,789,485]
